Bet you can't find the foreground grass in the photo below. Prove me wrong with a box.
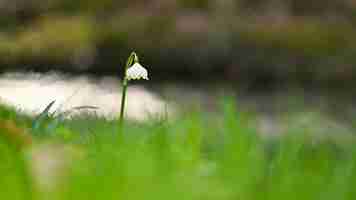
[1,101,356,200]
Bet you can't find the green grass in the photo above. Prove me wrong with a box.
[0,100,356,200]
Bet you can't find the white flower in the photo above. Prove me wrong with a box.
[126,62,149,80]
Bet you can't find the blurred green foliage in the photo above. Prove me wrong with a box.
[0,99,356,199]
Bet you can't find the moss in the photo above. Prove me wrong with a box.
[178,0,210,10]
[11,15,95,60]
[239,21,356,57]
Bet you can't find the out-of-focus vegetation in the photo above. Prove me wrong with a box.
[1,99,356,200]
[1,0,356,84]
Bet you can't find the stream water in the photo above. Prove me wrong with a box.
[0,71,354,140]
[0,72,171,121]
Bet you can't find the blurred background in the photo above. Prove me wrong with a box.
[1,0,356,131]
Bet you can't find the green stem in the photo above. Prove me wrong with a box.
[119,52,136,129]
[119,78,128,126]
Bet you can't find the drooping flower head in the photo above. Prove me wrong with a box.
[126,63,149,80]
[125,56,149,80]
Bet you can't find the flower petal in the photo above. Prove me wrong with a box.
[126,63,149,80]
